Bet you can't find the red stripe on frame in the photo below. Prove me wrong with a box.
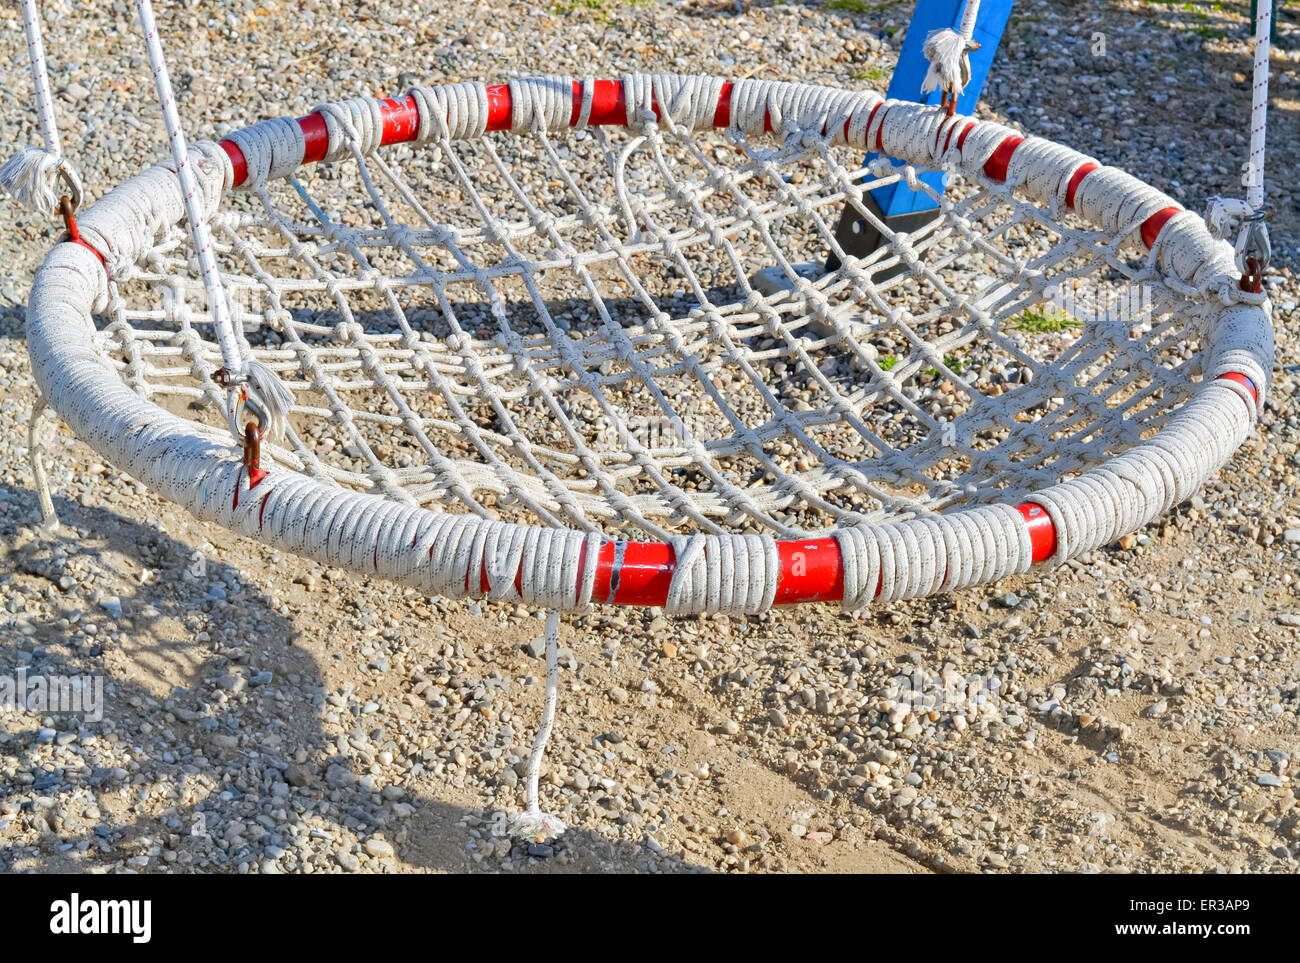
[1216,371,1259,404]
[714,82,733,128]
[301,112,330,165]
[773,538,844,605]
[955,120,975,152]
[611,542,674,606]
[1017,503,1057,563]
[221,139,248,188]
[1140,206,1181,250]
[983,135,1024,182]
[378,95,420,144]
[1065,161,1098,209]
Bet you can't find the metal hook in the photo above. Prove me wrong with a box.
[1239,217,1271,293]
[54,161,82,213]
[212,372,270,484]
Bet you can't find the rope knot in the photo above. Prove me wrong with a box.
[1,146,83,218]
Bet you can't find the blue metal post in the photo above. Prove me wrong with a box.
[872,0,1016,217]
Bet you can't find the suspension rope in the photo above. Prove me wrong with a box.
[0,0,84,219]
[133,1,242,383]
[1207,0,1272,294]
[1247,0,1271,212]
[133,0,292,449]
[20,0,60,155]
[958,0,982,40]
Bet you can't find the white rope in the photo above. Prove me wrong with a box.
[1,1,84,217]
[20,0,59,155]
[958,0,982,40]
[1247,0,1271,212]
[665,534,779,614]
[1205,2,1272,281]
[134,0,239,373]
[134,0,292,447]
[4,0,83,539]
[510,609,567,842]
[27,393,60,533]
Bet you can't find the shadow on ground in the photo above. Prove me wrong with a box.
[0,484,707,874]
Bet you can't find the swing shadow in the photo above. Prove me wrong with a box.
[0,481,710,874]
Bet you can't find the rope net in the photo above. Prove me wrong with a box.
[95,83,1216,544]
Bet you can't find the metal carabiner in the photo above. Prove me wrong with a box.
[213,375,271,487]
[54,160,83,213]
[1238,207,1272,294]
[53,159,86,241]
[237,387,270,484]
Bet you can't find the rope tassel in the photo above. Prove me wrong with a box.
[921,0,982,116]
[921,30,979,113]
[242,358,294,444]
[1,146,68,217]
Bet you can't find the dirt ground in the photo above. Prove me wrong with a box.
[1,0,1298,874]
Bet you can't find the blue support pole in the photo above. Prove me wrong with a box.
[872,0,1016,217]
[826,0,1015,272]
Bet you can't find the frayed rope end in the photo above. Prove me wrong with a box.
[221,357,295,448]
[243,357,295,444]
[921,28,977,100]
[510,811,567,843]
[1,146,64,218]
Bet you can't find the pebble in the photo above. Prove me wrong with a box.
[336,852,360,872]
[364,838,395,858]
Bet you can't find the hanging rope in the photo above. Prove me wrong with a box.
[1207,0,1272,294]
[1,0,80,534]
[510,610,567,843]
[1247,0,1270,212]
[133,0,292,450]
[0,1,84,220]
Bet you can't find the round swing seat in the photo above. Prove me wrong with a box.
[25,75,1272,614]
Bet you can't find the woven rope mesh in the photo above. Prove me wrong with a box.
[98,101,1213,541]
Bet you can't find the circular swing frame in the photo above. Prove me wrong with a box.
[25,76,1272,614]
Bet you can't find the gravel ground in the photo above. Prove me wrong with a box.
[0,0,1298,874]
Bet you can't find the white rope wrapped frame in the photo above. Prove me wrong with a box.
[25,75,1272,614]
